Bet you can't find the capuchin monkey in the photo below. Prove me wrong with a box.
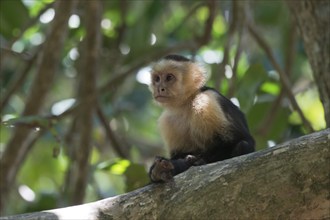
[148,54,255,183]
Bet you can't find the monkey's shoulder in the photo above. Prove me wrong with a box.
[191,89,227,120]
[190,88,233,136]
[196,87,248,126]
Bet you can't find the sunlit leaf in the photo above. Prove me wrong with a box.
[236,52,249,78]
[22,25,39,39]
[111,160,130,175]
[28,0,54,17]
[90,148,100,165]
[97,159,131,175]
[212,15,226,37]
[289,89,326,131]
[196,6,209,22]
[260,81,280,95]
[18,140,66,193]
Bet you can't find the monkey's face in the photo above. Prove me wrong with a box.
[150,71,184,105]
[150,60,188,107]
[150,59,206,108]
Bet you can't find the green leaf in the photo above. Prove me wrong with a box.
[0,0,30,39]
[289,89,326,131]
[212,15,226,38]
[97,159,130,175]
[236,64,268,112]
[111,160,130,175]
[124,163,149,192]
[253,1,286,26]
[260,81,280,95]
[247,101,290,149]
[28,0,54,17]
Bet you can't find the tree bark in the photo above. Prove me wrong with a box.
[62,0,102,206]
[285,0,330,127]
[1,129,329,220]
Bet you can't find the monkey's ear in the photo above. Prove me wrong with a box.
[191,63,208,88]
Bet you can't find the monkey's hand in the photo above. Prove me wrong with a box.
[185,155,206,166]
[149,156,174,183]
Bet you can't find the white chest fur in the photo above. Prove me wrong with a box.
[158,90,230,154]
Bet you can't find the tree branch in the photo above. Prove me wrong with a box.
[256,19,297,136]
[169,2,207,37]
[197,0,216,46]
[63,0,102,205]
[215,0,240,90]
[0,2,54,72]
[247,22,314,133]
[0,0,77,213]
[2,129,329,220]
[285,0,330,127]
[96,103,129,158]
[99,41,198,95]
[0,50,39,111]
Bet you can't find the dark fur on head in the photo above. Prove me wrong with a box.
[164,54,191,62]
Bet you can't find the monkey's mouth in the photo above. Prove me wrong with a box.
[154,95,170,102]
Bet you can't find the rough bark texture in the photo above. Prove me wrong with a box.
[285,0,330,127]
[1,129,329,220]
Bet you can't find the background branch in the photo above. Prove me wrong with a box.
[256,19,297,136]
[63,0,102,205]
[0,0,77,212]
[96,103,128,158]
[285,0,330,127]
[0,50,39,111]
[247,22,314,133]
[215,0,239,90]
[0,2,54,72]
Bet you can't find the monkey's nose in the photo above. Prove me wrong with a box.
[158,87,166,93]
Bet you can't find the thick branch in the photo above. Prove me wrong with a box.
[2,129,329,220]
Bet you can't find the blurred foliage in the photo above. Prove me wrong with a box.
[0,0,326,215]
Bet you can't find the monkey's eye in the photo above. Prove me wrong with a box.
[153,75,160,83]
[166,74,175,82]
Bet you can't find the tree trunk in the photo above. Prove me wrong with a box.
[0,0,77,213]
[62,0,102,206]
[1,129,329,220]
[285,0,330,127]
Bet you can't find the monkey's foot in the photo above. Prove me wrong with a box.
[149,156,174,182]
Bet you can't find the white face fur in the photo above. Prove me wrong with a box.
[149,59,207,108]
